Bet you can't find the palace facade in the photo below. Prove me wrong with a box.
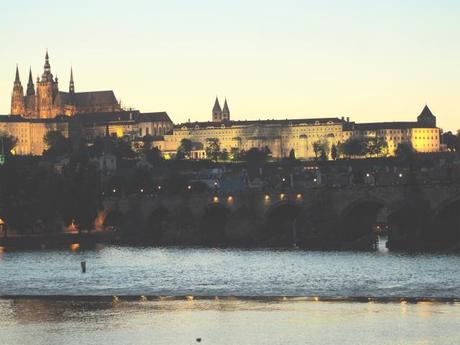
[157,99,440,159]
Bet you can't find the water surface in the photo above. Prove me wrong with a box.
[0,298,458,345]
[0,246,459,297]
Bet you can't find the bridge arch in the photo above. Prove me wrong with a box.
[264,201,305,247]
[145,205,171,243]
[103,209,124,230]
[428,196,460,249]
[340,197,391,247]
[199,203,231,245]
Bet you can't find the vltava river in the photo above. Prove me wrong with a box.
[0,246,459,297]
[1,246,459,345]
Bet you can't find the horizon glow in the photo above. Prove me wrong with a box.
[0,0,459,131]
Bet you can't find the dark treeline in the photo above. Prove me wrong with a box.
[0,155,101,234]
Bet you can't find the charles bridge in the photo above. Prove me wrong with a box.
[102,180,460,250]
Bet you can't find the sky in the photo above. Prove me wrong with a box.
[0,0,459,130]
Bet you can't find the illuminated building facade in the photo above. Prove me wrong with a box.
[2,51,172,156]
[159,101,440,159]
[11,51,121,118]
[0,116,69,155]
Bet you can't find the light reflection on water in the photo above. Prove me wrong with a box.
[0,299,459,345]
[0,246,459,297]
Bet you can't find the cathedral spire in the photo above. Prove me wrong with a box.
[26,67,35,96]
[42,49,53,82]
[11,65,25,115]
[14,65,21,84]
[212,96,222,122]
[69,67,75,93]
[222,98,230,121]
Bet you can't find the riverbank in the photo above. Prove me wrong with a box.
[1,298,459,345]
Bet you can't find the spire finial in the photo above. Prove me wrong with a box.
[69,67,75,93]
[26,67,35,96]
[44,49,51,71]
[14,65,20,83]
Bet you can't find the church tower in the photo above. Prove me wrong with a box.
[222,98,230,121]
[36,50,59,118]
[10,66,25,115]
[212,97,222,122]
[24,68,36,118]
[69,67,75,94]
[417,105,436,127]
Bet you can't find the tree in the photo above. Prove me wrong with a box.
[331,144,338,160]
[230,147,241,161]
[312,141,330,160]
[220,148,229,161]
[396,142,415,161]
[442,131,459,152]
[288,148,296,160]
[367,137,388,157]
[145,147,163,165]
[0,134,17,159]
[177,138,193,159]
[205,138,220,161]
[341,137,367,158]
[43,130,72,157]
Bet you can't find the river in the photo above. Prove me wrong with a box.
[0,246,459,344]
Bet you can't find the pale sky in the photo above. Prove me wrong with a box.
[0,0,459,130]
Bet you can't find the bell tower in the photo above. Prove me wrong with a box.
[10,65,25,115]
[212,97,222,122]
[36,50,58,118]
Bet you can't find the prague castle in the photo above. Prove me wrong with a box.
[11,51,121,118]
[0,51,441,158]
[158,98,440,159]
[1,51,173,156]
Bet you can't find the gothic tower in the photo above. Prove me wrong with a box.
[69,67,75,94]
[36,50,59,118]
[24,68,36,118]
[417,105,436,127]
[222,98,230,121]
[10,66,25,115]
[212,97,222,122]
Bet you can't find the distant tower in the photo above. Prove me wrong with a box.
[212,97,222,122]
[222,98,230,121]
[36,50,58,118]
[10,65,25,115]
[69,67,75,94]
[417,105,436,127]
[26,68,35,96]
[24,68,36,117]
